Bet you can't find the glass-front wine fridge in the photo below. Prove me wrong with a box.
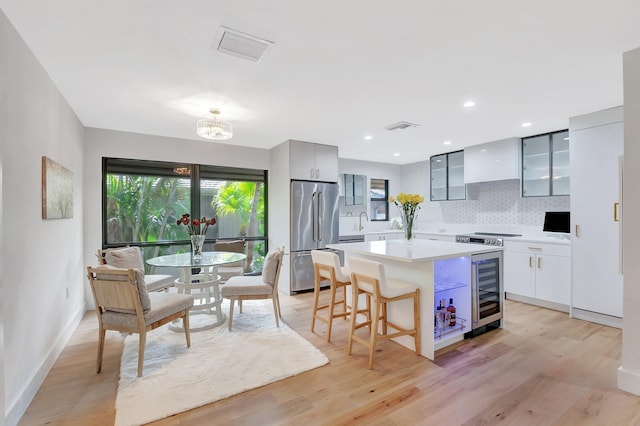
[471,251,503,329]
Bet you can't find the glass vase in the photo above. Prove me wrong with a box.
[190,235,205,261]
[402,214,415,244]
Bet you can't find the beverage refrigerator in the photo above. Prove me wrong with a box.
[290,180,340,293]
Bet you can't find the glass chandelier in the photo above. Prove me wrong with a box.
[196,109,233,140]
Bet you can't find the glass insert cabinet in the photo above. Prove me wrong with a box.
[430,150,465,201]
[521,130,570,197]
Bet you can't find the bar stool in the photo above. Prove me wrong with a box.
[311,250,368,342]
[348,257,421,369]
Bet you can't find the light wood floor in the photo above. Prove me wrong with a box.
[20,291,640,425]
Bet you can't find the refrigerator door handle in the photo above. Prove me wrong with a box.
[318,191,323,241]
[312,191,317,242]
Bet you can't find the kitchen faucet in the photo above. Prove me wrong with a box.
[359,211,369,231]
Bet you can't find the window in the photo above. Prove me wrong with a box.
[103,158,267,272]
[369,178,389,221]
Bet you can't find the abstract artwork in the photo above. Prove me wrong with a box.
[42,156,73,219]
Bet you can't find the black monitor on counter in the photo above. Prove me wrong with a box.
[543,211,570,233]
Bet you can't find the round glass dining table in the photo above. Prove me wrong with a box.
[147,251,246,331]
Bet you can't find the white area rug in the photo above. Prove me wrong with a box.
[115,299,328,426]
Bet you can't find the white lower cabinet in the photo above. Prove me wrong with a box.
[504,241,571,308]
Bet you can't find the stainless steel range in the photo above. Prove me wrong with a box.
[455,232,522,247]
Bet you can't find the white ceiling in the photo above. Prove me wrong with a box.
[3,1,640,164]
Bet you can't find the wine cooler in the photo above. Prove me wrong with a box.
[471,251,503,329]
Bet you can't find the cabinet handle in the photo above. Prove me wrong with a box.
[529,256,533,268]
[614,202,620,222]
[528,246,542,251]
[310,168,314,179]
[315,169,320,179]
[537,257,541,269]
[575,224,580,237]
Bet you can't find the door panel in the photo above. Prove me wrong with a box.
[290,181,318,251]
[317,183,339,248]
[571,122,623,317]
[290,251,315,292]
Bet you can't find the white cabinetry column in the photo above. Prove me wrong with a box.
[619,46,640,395]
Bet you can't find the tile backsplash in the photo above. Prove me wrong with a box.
[401,160,570,228]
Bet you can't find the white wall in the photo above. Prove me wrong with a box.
[1,10,85,425]
[0,158,4,426]
[83,128,271,305]
[619,46,640,395]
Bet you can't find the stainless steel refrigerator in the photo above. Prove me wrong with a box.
[290,180,340,293]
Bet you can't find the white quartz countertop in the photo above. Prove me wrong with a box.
[327,239,503,263]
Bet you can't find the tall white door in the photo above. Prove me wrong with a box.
[571,120,623,317]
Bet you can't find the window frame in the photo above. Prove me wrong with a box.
[369,178,389,221]
[102,157,268,252]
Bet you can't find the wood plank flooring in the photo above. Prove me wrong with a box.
[20,292,640,425]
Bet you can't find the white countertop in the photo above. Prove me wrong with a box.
[327,239,503,263]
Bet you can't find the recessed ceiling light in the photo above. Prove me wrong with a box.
[463,101,475,108]
[443,140,452,145]
[522,122,532,128]
[364,135,373,140]
[481,149,487,152]
[393,153,400,157]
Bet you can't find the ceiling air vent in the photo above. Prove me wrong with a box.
[215,27,273,63]
[385,121,420,131]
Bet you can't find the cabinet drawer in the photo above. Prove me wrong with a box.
[504,240,570,257]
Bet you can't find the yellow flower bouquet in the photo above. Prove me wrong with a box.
[389,193,425,242]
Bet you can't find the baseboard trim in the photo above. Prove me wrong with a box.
[571,307,622,329]
[505,293,569,313]
[6,303,86,426]
[618,366,640,395]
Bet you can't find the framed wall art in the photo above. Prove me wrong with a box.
[42,156,73,219]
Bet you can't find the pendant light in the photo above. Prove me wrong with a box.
[196,109,233,140]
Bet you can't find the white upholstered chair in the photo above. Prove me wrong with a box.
[347,257,421,369]
[87,265,194,377]
[98,246,175,292]
[220,247,284,331]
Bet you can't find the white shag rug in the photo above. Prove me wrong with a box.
[115,299,328,426]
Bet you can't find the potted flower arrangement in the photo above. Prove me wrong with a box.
[177,213,217,260]
[388,193,425,243]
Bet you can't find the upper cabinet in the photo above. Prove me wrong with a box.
[344,174,366,205]
[521,130,570,197]
[430,150,465,201]
[464,137,520,183]
[289,140,339,182]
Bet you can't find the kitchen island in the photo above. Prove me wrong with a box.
[327,239,504,359]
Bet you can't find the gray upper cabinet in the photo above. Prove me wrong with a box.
[344,174,366,205]
[522,130,569,197]
[289,140,339,182]
[430,150,465,201]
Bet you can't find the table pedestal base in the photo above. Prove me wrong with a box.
[170,267,226,332]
